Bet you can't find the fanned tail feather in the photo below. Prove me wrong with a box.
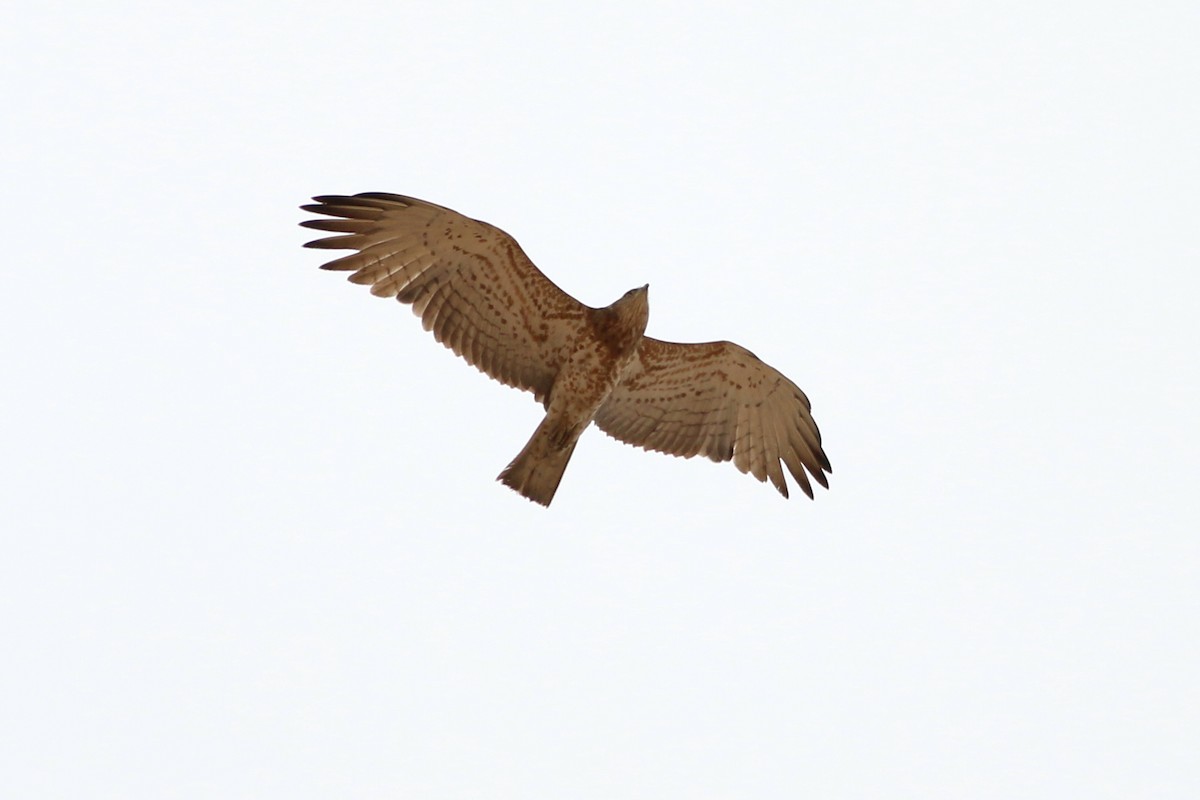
[498,417,579,506]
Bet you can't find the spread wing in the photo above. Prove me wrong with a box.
[301,192,588,403]
[593,338,831,498]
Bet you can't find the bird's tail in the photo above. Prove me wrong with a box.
[497,415,580,506]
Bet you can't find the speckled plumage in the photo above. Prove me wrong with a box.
[301,192,830,506]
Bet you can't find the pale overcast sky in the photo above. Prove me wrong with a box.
[3,2,1197,798]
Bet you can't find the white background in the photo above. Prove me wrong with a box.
[3,2,1197,797]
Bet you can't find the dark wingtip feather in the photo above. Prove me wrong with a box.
[301,234,362,250]
[311,193,407,207]
[810,468,829,490]
[310,194,358,205]
[355,191,413,204]
[300,218,373,234]
[298,218,337,231]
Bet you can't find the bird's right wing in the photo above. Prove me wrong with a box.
[301,193,588,403]
[593,338,831,498]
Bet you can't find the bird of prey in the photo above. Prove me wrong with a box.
[301,192,830,506]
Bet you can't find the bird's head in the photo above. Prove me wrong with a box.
[616,283,650,329]
[596,283,650,350]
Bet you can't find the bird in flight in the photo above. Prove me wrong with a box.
[301,192,830,506]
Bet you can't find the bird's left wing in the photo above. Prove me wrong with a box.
[301,193,588,404]
[593,338,831,498]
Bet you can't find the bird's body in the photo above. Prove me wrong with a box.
[301,192,830,506]
[498,285,649,504]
